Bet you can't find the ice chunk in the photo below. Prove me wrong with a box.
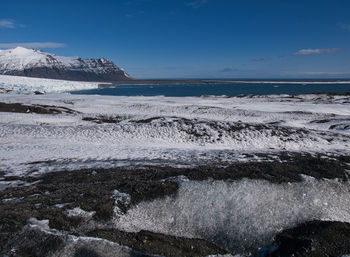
[114,178,350,253]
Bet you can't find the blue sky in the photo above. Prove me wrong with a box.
[1,0,350,79]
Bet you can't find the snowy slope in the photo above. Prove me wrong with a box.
[0,93,349,176]
[0,47,130,81]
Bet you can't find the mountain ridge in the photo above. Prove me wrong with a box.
[0,47,131,82]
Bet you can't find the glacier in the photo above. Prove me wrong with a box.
[0,74,103,93]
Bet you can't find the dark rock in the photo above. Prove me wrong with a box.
[3,65,130,82]
[74,248,102,257]
[87,229,228,257]
[0,102,78,114]
[2,226,64,257]
[82,115,126,124]
[267,220,350,257]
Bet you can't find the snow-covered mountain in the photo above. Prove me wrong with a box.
[0,47,131,82]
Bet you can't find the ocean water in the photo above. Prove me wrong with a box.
[71,81,350,96]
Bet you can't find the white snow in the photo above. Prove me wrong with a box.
[0,47,114,71]
[24,218,155,257]
[64,207,96,219]
[27,217,51,230]
[0,47,81,70]
[0,93,349,176]
[0,47,47,70]
[0,74,103,92]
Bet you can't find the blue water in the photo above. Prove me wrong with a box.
[71,82,350,96]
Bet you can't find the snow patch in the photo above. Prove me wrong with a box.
[65,207,95,219]
[27,218,50,231]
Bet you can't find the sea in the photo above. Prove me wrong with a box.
[71,81,350,96]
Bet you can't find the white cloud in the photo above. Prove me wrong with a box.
[187,0,207,8]
[295,48,340,56]
[0,42,66,49]
[0,19,15,29]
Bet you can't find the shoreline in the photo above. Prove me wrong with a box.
[105,78,350,87]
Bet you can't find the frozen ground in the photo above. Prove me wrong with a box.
[1,88,350,256]
[0,92,349,177]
